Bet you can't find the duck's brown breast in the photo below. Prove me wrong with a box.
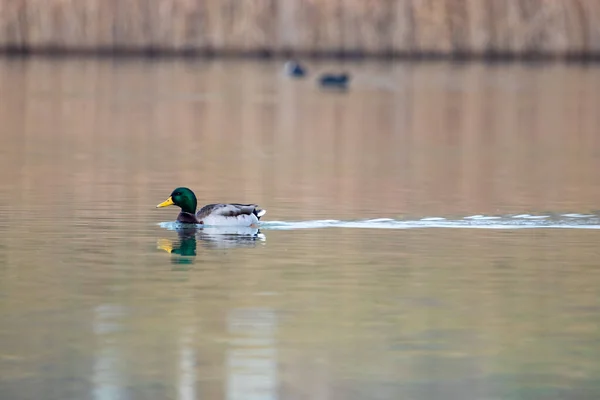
[177,212,199,224]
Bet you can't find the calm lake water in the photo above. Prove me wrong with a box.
[0,58,600,400]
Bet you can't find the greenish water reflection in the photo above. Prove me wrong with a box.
[157,226,266,266]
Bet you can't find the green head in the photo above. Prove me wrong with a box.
[156,187,197,214]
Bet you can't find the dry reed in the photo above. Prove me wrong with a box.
[0,0,599,57]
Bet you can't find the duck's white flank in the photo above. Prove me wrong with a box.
[202,213,263,227]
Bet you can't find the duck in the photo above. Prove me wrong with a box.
[318,72,350,89]
[284,60,307,78]
[156,187,266,227]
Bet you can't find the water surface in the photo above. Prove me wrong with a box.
[0,59,600,399]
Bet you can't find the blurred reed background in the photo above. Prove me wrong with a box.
[0,0,599,58]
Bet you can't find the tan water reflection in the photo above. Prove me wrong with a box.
[0,59,599,399]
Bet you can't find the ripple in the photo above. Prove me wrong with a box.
[159,214,600,231]
[464,215,502,220]
[562,213,596,218]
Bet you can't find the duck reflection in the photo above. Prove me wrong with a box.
[157,226,266,264]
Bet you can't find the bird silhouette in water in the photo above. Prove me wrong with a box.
[318,73,350,89]
[284,60,306,78]
[284,60,350,90]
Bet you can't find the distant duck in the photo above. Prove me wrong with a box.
[318,73,350,89]
[284,60,306,78]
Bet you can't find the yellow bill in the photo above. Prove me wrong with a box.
[156,196,174,208]
[156,238,174,253]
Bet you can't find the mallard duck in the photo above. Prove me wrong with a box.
[156,187,266,227]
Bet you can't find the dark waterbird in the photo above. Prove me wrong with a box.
[284,60,307,77]
[318,73,350,89]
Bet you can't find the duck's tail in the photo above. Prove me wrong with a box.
[255,208,267,219]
